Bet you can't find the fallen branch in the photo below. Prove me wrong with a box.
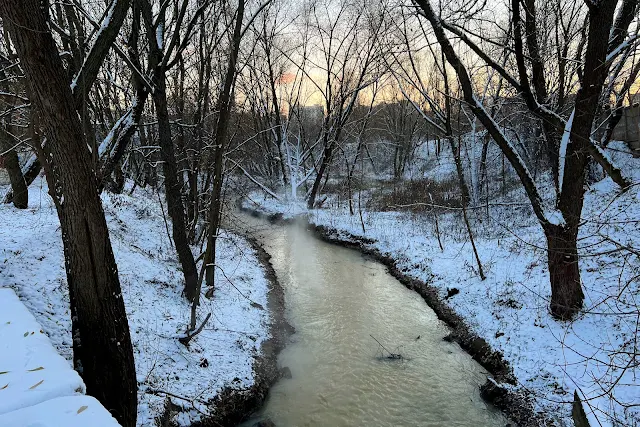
[146,388,209,406]
[179,312,211,346]
[370,334,403,360]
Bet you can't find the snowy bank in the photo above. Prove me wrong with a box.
[0,287,120,426]
[0,179,281,426]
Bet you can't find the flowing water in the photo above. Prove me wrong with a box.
[238,215,507,427]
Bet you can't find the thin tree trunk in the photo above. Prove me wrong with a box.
[0,3,137,425]
[450,136,485,280]
[141,0,198,302]
[203,0,245,298]
[150,79,199,302]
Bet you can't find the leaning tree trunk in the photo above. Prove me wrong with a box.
[0,2,137,425]
[307,137,333,209]
[140,0,198,302]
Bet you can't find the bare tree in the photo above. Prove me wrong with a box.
[413,0,637,319]
[138,0,213,303]
[0,2,137,424]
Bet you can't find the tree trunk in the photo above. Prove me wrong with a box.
[140,0,198,302]
[307,137,334,209]
[151,79,199,302]
[0,58,28,208]
[0,2,137,425]
[545,224,583,320]
[2,0,131,204]
[204,0,245,298]
[0,139,28,208]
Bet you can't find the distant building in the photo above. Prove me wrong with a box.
[612,104,640,156]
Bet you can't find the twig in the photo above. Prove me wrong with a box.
[156,189,174,250]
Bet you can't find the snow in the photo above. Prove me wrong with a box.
[243,140,640,426]
[0,395,121,427]
[70,0,118,93]
[98,105,136,158]
[0,179,272,426]
[156,24,164,51]
[558,108,575,192]
[0,288,85,415]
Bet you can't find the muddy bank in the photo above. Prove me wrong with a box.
[162,234,293,427]
[240,204,549,427]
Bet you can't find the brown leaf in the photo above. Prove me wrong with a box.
[77,405,88,414]
[29,380,44,389]
[27,367,44,372]
[1,384,7,390]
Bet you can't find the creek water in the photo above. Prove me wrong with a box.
[238,215,507,427]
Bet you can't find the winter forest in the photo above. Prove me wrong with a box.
[0,0,639,426]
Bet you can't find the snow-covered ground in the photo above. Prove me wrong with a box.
[244,142,640,427]
[0,178,272,426]
[0,287,120,426]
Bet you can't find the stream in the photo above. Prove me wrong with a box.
[237,215,507,427]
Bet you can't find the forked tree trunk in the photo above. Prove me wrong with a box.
[0,2,137,425]
[415,0,625,321]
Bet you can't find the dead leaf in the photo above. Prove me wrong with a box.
[29,380,44,389]
[0,371,8,375]
[27,367,44,372]
[0,384,7,390]
[77,405,88,414]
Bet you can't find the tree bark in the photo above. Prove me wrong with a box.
[545,224,582,320]
[0,2,137,425]
[0,137,27,209]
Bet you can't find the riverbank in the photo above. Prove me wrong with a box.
[242,160,640,427]
[195,235,293,427]
[0,179,288,426]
